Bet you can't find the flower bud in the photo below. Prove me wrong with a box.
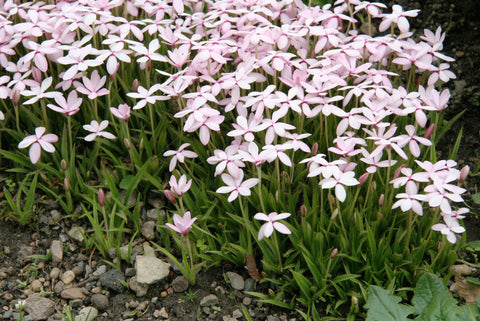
[164,189,176,203]
[424,123,435,139]
[63,177,70,192]
[378,193,384,207]
[124,138,131,150]
[98,188,105,206]
[330,248,338,259]
[300,204,307,217]
[460,165,470,183]
[351,296,358,306]
[131,79,139,92]
[358,172,369,186]
[11,89,20,106]
[392,164,407,180]
[32,67,42,83]
[311,142,318,156]
[328,193,335,207]
[61,159,67,171]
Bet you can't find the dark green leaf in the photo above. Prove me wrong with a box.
[365,286,413,321]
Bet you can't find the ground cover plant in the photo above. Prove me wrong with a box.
[0,0,471,318]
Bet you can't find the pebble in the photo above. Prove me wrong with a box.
[68,225,85,242]
[50,240,63,264]
[60,270,76,285]
[24,295,56,320]
[233,309,243,319]
[141,221,156,240]
[200,294,219,307]
[60,287,86,300]
[226,272,244,290]
[172,275,189,292]
[75,307,98,321]
[135,255,170,285]
[267,316,280,321]
[31,279,43,292]
[244,278,255,291]
[153,307,169,319]
[242,297,252,305]
[50,267,61,280]
[53,281,65,295]
[128,276,149,297]
[90,294,109,311]
[70,299,83,308]
[92,265,107,276]
[99,269,125,293]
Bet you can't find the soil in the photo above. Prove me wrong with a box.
[1,0,480,320]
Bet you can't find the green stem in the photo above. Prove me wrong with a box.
[272,231,283,272]
[256,166,266,213]
[239,196,253,254]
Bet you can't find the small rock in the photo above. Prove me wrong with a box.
[60,270,76,285]
[31,279,43,292]
[24,295,55,320]
[242,297,252,306]
[90,294,109,311]
[92,265,107,277]
[67,226,85,242]
[456,51,465,58]
[70,299,83,308]
[141,221,156,240]
[72,262,85,276]
[244,278,255,292]
[172,275,189,292]
[125,268,136,277]
[75,307,98,321]
[200,294,219,307]
[160,291,168,298]
[53,281,65,295]
[18,246,34,265]
[50,241,63,264]
[50,267,61,280]
[99,269,125,293]
[233,309,243,319]
[223,316,236,321]
[107,248,117,259]
[128,276,149,297]
[226,272,244,290]
[267,316,280,321]
[60,287,86,300]
[135,256,170,285]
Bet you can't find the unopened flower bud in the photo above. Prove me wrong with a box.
[460,165,470,183]
[164,190,176,203]
[131,79,139,92]
[61,159,67,171]
[63,177,70,192]
[330,248,338,259]
[98,188,105,206]
[358,172,369,186]
[11,89,20,106]
[311,142,318,156]
[424,123,435,139]
[392,164,407,180]
[124,138,131,150]
[281,170,289,182]
[351,296,358,306]
[139,137,144,150]
[328,193,335,207]
[438,241,443,251]
[378,193,384,207]
[32,67,42,83]
[300,204,307,217]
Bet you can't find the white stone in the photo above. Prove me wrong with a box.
[135,255,170,285]
[75,307,98,321]
[60,270,75,285]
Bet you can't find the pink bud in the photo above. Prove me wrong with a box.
[61,159,67,171]
[131,79,139,92]
[32,67,42,83]
[124,138,131,150]
[11,89,20,106]
[98,189,105,206]
[300,204,307,217]
[63,177,70,192]
[311,143,318,156]
[378,193,384,207]
[358,172,369,186]
[460,165,470,183]
[330,248,338,259]
[424,123,435,139]
[165,190,176,203]
[392,164,407,180]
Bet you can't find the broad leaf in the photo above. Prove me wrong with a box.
[365,286,413,321]
[412,272,448,314]
[415,292,461,321]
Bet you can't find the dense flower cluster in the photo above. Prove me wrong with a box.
[0,0,466,250]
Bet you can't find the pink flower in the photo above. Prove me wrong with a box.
[431,215,465,244]
[83,120,116,141]
[110,104,131,121]
[216,171,259,202]
[166,211,197,235]
[163,143,198,172]
[169,174,192,197]
[319,171,359,202]
[74,70,110,99]
[47,91,82,116]
[18,127,58,164]
[254,212,291,241]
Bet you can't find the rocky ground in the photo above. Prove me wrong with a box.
[1,0,480,320]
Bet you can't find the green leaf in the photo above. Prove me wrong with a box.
[119,175,135,190]
[472,193,480,205]
[415,292,461,321]
[412,273,448,314]
[466,277,480,286]
[365,286,413,321]
[457,298,480,321]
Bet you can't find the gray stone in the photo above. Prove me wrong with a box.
[31,279,43,292]
[141,221,156,240]
[99,269,125,292]
[75,307,98,321]
[24,295,55,320]
[60,287,86,300]
[92,265,107,277]
[70,299,83,308]
[244,278,255,292]
[50,240,63,264]
[125,267,136,277]
[135,255,170,285]
[172,275,189,292]
[267,316,280,321]
[49,267,60,280]
[53,281,65,295]
[60,270,75,285]
[226,272,244,290]
[67,226,85,242]
[128,276,149,297]
[90,294,109,311]
[232,309,243,319]
[18,246,34,265]
[199,294,219,307]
